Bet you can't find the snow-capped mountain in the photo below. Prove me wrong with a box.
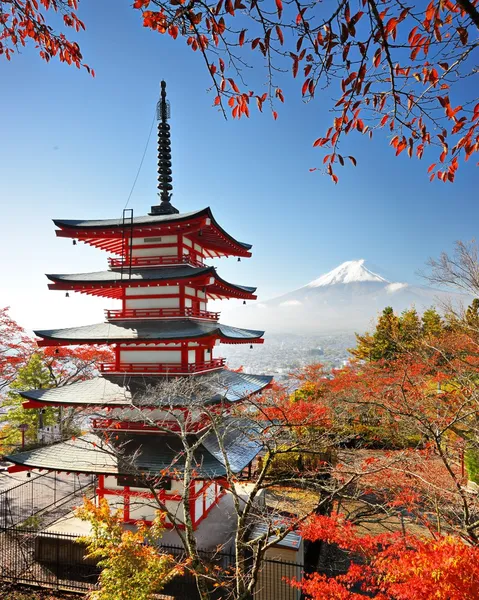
[306,259,388,287]
[227,260,469,335]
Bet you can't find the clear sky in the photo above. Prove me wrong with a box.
[1,0,477,331]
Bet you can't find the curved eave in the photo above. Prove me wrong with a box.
[5,431,259,477]
[17,371,273,409]
[46,268,257,301]
[34,321,265,347]
[53,207,252,258]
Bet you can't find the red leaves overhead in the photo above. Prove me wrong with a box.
[3,0,476,185]
[275,0,283,19]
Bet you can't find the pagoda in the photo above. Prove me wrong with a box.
[6,82,271,530]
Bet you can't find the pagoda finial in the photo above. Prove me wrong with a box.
[150,81,179,216]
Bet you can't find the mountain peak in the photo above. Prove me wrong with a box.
[306,260,389,288]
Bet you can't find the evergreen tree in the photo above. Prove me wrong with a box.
[422,307,443,337]
[0,354,57,446]
[370,307,400,361]
[399,308,421,352]
[465,299,479,332]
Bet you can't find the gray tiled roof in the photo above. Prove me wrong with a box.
[46,266,256,295]
[202,419,263,472]
[53,207,252,250]
[6,429,261,477]
[19,370,272,407]
[34,320,264,343]
[249,522,302,550]
[47,265,212,283]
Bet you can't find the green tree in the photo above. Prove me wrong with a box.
[422,307,444,337]
[0,354,57,447]
[465,299,479,332]
[399,308,422,352]
[352,307,400,361]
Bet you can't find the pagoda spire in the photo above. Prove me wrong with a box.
[150,81,179,216]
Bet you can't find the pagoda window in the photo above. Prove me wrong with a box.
[135,235,178,245]
[117,475,172,491]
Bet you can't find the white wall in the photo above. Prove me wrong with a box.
[120,350,181,363]
[125,297,179,309]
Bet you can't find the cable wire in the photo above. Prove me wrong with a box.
[124,110,156,209]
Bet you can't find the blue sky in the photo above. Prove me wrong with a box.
[0,0,477,330]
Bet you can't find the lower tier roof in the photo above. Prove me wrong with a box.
[19,370,272,408]
[35,320,264,346]
[5,426,262,478]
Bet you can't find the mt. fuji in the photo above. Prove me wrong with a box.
[228,260,469,335]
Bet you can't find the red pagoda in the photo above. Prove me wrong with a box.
[6,82,271,530]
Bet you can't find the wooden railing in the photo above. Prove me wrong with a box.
[108,255,204,269]
[99,358,226,374]
[105,307,219,320]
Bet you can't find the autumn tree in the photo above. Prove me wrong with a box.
[77,373,391,600]
[0,307,113,451]
[76,498,183,600]
[0,307,34,395]
[293,515,479,599]
[3,1,478,182]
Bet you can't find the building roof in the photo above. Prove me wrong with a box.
[248,522,303,550]
[53,207,252,257]
[5,428,261,477]
[34,320,264,346]
[46,266,257,299]
[19,371,273,408]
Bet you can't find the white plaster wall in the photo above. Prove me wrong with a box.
[120,350,181,363]
[183,237,192,247]
[132,246,177,258]
[188,350,196,363]
[125,297,179,309]
[195,495,203,521]
[205,483,216,510]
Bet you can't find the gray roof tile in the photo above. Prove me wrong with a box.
[53,207,252,250]
[34,320,264,343]
[6,428,261,477]
[19,371,272,407]
[46,266,256,295]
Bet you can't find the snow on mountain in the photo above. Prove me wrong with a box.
[306,260,388,287]
[223,260,469,335]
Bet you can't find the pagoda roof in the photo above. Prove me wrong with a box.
[5,427,261,477]
[46,265,256,300]
[19,371,273,408]
[53,207,252,258]
[35,320,264,346]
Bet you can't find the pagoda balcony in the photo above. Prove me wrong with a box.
[105,307,220,321]
[108,255,204,269]
[99,358,226,375]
